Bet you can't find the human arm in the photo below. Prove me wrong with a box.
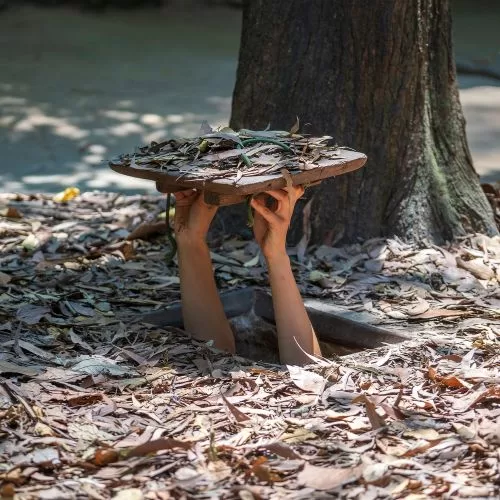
[174,190,235,353]
[251,187,321,365]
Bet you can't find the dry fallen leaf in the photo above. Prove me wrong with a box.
[260,441,302,460]
[0,271,12,285]
[127,221,168,241]
[456,256,494,280]
[362,463,390,485]
[297,463,364,490]
[221,394,252,423]
[287,365,326,395]
[16,304,51,325]
[112,488,143,500]
[0,361,39,377]
[352,394,386,430]
[468,385,500,408]
[412,308,468,320]
[404,298,430,316]
[5,206,23,218]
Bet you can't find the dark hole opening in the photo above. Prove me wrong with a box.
[143,287,410,364]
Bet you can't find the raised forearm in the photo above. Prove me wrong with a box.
[177,240,235,353]
[266,253,321,365]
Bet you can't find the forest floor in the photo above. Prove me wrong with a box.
[0,192,499,499]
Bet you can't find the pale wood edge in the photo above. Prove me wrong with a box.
[109,153,367,196]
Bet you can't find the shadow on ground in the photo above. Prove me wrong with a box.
[0,4,240,193]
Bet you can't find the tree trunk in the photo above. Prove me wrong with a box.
[230,0,497,245]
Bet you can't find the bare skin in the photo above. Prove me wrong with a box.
[174,190,235,353]
[174,187,321,365]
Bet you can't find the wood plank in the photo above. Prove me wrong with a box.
[203,192,248,206]
[110,149,367,196]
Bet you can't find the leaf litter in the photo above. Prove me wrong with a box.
[109,123,345,184]
[0,192,499,499]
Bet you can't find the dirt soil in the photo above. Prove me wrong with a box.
[0,192,498,499]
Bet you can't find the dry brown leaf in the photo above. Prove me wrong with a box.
[287,365,326,395]
[401,440,433,457]
[380,403,406,421]
[362,463,390,486]
[93,449,119,466]
[468,385,500,408]
[393,366,411,384]
[404,298,430,316]
[108,240,136,260]
[427,367,470,388]
[280,167,294,216]
[404,428,442,441]
[93,438,191,466]
[325,407,362,421]
[456,256,494,280]
[6,206,22,218]
[412,308,468,320]
[297,463,364,490]
[428,366,438,381]
[289,116,300,135]
[0,483,16,498]
[250,457,277,483]
[440,375,469,389]
[68,328,93,352]
[353,394,386,430]
[221,394,251,423]
[112,489,143,500]
[16,304,51,325]
[127,221,167,241]
[0,361,39,377]
[66,393,103,407]
[261,441,302,460]
[0,271,12,286]
[282,426,317,444]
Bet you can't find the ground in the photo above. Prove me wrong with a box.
[0,193,498,499]
[0,1,499,194]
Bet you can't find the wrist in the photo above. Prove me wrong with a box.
[176,235,209,252]
[264,249,289,266]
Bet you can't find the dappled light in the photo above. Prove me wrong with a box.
[460,86,500,181]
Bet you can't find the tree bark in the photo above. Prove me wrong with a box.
[230,0,497,245]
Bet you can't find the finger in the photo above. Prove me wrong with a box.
[263,189,288,202]
[287,185,305,208]
[174,189,197,206]
[263,189,293,218]
[193,191,218,212]
[284,185,304,200]
[294,185,305,198]
[255,192,279,212]
[250,197,282,225]
[174,189,196,197]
